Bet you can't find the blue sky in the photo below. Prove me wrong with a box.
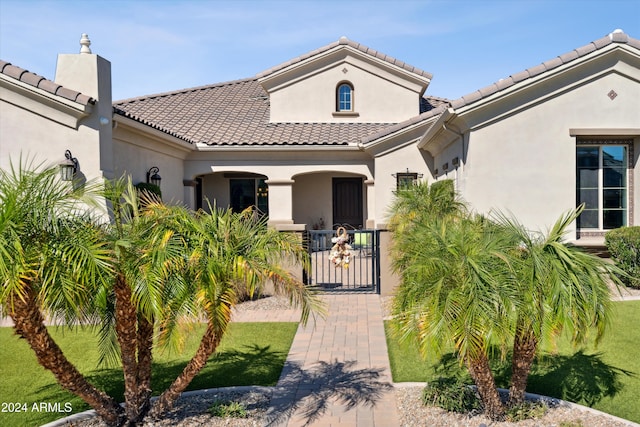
[1,0,638,101]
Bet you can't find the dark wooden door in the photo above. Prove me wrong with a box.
[332,177,363,228]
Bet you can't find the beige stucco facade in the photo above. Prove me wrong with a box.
[418,42,640,242]
[2,32,640,293]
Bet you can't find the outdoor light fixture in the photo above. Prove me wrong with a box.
[146,166,162,187]
[59,150,78,181]
[392,168,423,190]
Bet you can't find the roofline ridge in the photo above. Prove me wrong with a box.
[256,37,433,80]
[445,30,639,112]
[113,77,257,104]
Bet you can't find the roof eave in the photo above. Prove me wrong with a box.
[113,114,195,153]
[257,40,431,95]
[448,34,640,118]
[1,73,92,129]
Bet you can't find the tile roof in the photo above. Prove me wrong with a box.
[257,36,433,81]
[0,60,94,106]
[114,78,445,147]
[448,31,640,111]
[362,30,640,145]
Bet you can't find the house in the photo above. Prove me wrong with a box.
[1,31,639,294]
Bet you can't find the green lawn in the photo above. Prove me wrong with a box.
[0,322,297,427]
[385,300,640,423]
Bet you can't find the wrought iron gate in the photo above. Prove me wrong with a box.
[305,229,380,293]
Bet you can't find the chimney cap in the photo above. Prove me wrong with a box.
[80,33,92,54]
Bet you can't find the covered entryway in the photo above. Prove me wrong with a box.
[305,228,380,293]
[332,177,364,229]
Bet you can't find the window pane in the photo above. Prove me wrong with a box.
[256,179,269,214]
[576,144,627,231]
[576,147,599,167]
[603,189,626,209]
[602,146,626,167]
[577,188,598,209]
[577,167,598,188]
[603,209,626,229]
[338,84,352,111]
[578,209,599,229]
[603,168,626,187]
[230,179,255,213]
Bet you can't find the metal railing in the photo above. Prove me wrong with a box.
[305,229,380,293]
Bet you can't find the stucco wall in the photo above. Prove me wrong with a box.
[268,60,420,123]
[372,144,433,226]
[458,71,640,237]
[0,87,103,184]
[112,141,186,205]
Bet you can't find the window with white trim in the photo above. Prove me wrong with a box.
[576,141,629,230]
[336,83,353,112]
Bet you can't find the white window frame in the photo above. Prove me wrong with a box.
[336,82,353,112]
[576,140,631,231]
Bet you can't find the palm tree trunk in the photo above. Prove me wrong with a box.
[508,325,538,406]
[9,287,124,426]
[148,321,221,418]
[466,354,505,420]
[133,314,154,420]
[114,274,144,424]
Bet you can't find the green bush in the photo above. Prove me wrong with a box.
[134,182,162,199]
[606,226,640,288]
[505,401,548,421]
[208,400,248,418]
[421,377,481,413]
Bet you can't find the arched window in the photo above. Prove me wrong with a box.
[336,82,353,112]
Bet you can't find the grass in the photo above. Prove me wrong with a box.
[385,300,640,423]
[0,322,297,427]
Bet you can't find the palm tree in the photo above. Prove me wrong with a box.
[96,179,194,425]
[391,211,517,419]
[1,165,323,426]
[0,162,125,425]
[495,206,621,406]
[149,203,324,416]
[387,179,464,235]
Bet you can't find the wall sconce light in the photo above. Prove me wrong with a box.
[452,157,460,167]
[147,166,162,187]
[442,162,449,171]
[392,168,423,190]
[59,150,78,181]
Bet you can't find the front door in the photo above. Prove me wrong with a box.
[332,177,363,228]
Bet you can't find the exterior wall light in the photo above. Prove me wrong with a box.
[147,166,162,187]
[59,150,78,181]
[392,168,423,190]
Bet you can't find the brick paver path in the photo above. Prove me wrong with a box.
[267,293,399,427]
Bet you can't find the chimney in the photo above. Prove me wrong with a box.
[54,34,114,179]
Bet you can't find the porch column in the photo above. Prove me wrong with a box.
[265,179,305,231]
[365,179,375,229]
[183,179,197,210]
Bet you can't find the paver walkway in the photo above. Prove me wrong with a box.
[241,293,399,427]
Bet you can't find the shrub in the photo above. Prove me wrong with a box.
[559,421,584,427]
[505,401,548,421]
[208,400,247,418]
[134,182,162,199]
[605,226,640,288]
[421,377,481,413]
